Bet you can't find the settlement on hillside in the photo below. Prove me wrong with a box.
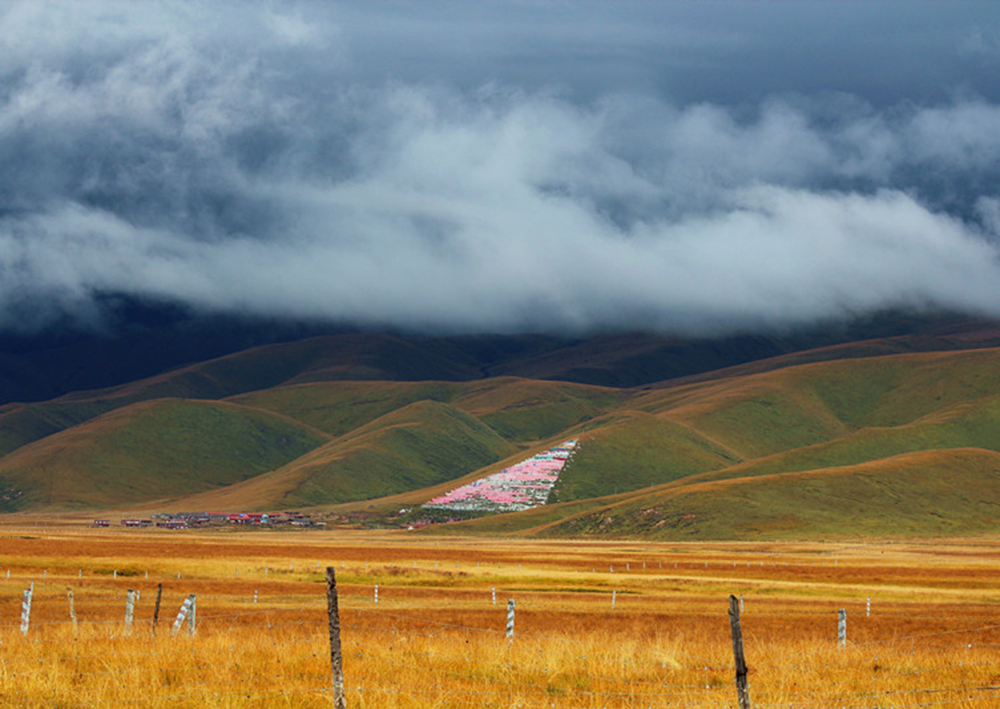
[423,440,578,514]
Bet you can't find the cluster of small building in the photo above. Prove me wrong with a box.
[423,439,578,514]
[94,511,324,529]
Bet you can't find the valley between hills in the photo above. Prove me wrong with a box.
[3,320,1000,540]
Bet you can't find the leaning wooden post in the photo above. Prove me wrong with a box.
[152,583,163,636]
[728,595,752,709]
[171,594,195,636]
[325,567,347,709]
[67,588,78,633]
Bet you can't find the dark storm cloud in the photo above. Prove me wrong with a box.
[1,0,1000,335]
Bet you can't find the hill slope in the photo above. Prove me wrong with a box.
[173,400,517,510]
[538,448,1000,539]
[0,399,329,510]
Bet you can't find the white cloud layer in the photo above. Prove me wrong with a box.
[1,1,999,334]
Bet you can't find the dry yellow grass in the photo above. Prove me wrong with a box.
[2,523,1000,707]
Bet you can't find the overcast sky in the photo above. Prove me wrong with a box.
[2,0,1000,336]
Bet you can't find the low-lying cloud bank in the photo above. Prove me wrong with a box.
[1,1,999,335]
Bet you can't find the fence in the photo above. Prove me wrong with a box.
[3,560,1000,707]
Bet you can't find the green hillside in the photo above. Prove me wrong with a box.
[230,381,465,436]
[419,348,1000,537]
[550,412,739,502]
[0,399,328,510]
[689,394,1000,486]
[176,400,517,509]
[535,448,1000,540]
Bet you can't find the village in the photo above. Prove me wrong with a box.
[93,511,325,530]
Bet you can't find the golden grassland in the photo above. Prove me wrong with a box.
[3,521,1000,707]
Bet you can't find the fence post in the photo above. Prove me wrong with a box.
[67,588,78,632]
[125,588,136,636]
[838,609,847,647]
[728,595,752,709]
[612,589,617,609]
[492,587,496,606]
[152,583,163,636]
[325,567,347,709]
[866,597,871,617]
[187,594,197,636]
[20,585,33,636]
[506,599,516,641]
[171,594,194,636]
[374,584,379,604]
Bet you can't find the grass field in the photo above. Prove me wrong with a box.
[3,521,1000,707]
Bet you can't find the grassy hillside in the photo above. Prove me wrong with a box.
[687,394,1000,486]
[0,335,485,459]
[450,379,626,442]
[550,412,739,502]
[230,381,465,436]
[0,399,329,510]
[534,448,1000,540]
[172,400,517,510]
[423,348,1000,537]
[232,377,625,443]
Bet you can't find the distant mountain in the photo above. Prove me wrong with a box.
[2,310,998,405]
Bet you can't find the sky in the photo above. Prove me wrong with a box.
[2,0,1000,336]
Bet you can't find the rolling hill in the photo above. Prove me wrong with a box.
[0,398,328,510]
[2,322,1000,540]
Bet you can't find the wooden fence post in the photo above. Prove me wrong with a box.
[152,583,163,636]
[67,588,78,632]
[728,595,752,709]
[187,594,196,636]
[125,589,136,636]
[171,594,195,636]
[506,599,516,641]
[325,567,347,709]
[838,609,847,647]
[20,585,33,636]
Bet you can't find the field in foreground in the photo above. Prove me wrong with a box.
[3,523,1000,707]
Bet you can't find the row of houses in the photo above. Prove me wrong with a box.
[94,511,324,529]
